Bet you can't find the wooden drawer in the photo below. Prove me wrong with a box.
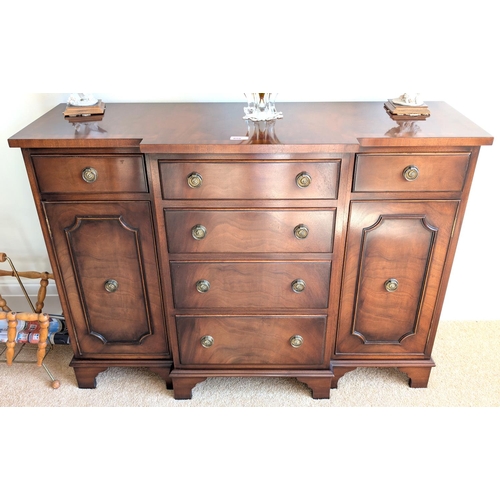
[159,161,339,199]
[353,153,470,192]
[176,315,327,366]
[165,209,335,253]
[32,155,148,194]
[171,261,331,309]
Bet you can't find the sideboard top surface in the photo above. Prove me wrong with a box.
[8,101,493,152]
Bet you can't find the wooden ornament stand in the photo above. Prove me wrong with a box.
[63,100,105,118]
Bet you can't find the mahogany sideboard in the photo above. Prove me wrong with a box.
[8,101,493,399]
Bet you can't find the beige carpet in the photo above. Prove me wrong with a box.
[1,320,499,407]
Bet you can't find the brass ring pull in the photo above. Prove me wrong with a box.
[291,279,306,293]
[104,279,119,293]
[191,224,207,240]
[384,278,399,292]
[187,172,203,188]
[196,279,211,293]
[82,167,98,183]
[200,335,214,348]
[296,172,312,188]
[402,165,419,181]
[294,224,309,239]
[289,335,304,348]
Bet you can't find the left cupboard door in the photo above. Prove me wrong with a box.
[43,201,169,358]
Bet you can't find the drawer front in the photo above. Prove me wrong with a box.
[176,315,327,366]
[32,155,148,194]
[353,153,470,192]
[165,210,335,253]
[171,261,331,309]
[159,161,339,199]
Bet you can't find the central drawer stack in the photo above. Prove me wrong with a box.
[158,160,340,398]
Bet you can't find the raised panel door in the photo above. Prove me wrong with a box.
[336,201,459,357]
[43,201,169,357]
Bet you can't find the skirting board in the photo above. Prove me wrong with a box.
[0,278,58,297]
[1,278,61,312]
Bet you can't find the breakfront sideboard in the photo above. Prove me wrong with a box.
[8,102,493,399]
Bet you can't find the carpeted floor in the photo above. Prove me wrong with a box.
[1,320,499,407]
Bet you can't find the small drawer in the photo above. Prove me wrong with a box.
[165,209,335,253]
[32,155,148,194]
[176,315,327,366]
[159,161,339,200]
[353,153,470,192]
[171,261,331,309]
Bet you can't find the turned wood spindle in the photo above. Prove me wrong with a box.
[5,311,17,366]
[1,311,50,367]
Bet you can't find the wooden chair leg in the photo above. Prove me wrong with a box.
[6,311,17,366]
[14,312,50,366]
[36,313,49,366]
[35,274,50,313]
[0,293,11,312]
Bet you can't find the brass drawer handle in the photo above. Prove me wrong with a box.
[191,224,207,240]
[82,167,98,183]
[289,335,304,348]
[291,279,306,293]
[187,172,203,188]
[200,335,214,348]
[402,165,419,181]
[294,224,309,239]
[384,278,399,292]
[196,279,211,293]
[104,279,119,293]
[296,171,312,188]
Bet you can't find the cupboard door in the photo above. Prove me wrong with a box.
[336,201,459,357]
[44,202,169,357]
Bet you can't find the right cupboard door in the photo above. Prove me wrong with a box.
[336,201,459,357]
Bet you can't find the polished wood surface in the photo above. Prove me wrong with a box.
[176,315,327,366]
[9,101,493,399]
[32,154,147,194]
[353,153,470,192]
[170,261,331,309]
[159,161,339,200]
[165,210,335,253]
[337,201,459,356]
[43,201,169,357]
[9,102,493,151]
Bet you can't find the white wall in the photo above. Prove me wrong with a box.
[1,2,498,319]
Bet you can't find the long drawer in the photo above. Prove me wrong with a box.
[159,161,339,199]
[353,153,470,192]
[170,261,331,309]
[176,315,327,366]
[32,155,148,194]
[165,210,335,253]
